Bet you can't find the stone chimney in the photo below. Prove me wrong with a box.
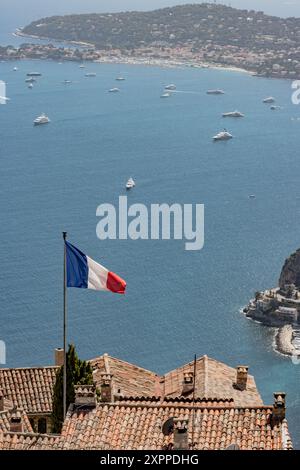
[182,371,194,395]
[0,388,4,412]
[173,418,189,450]
[74,385,97,408]
[272,392,286,424]
[54,348,64,367]
[100,373,114,403]
[234,366,249,391]
[10,412,23,433]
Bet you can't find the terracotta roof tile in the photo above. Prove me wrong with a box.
[0,431,61,450]
[0,409,33,433]
[0,367,58,414]
[56,401,293,450]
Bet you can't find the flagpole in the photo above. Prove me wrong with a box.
[62,231,67,420]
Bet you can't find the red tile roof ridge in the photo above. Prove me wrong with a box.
[0,366,58,371]
[87,402,275,411]
[0,430,60,438]
[89,354,158,377]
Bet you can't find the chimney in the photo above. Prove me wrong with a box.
[0,388,4,412]
[100,373,113,403]
[10,412,23,433]
[272,392,286,424]
[54,348,64,367]
[74,385,97,408]
[182,371,194,395]
[173,418,189,450]
[234,366,249,391]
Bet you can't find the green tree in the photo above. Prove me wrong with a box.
[51,344,93,433]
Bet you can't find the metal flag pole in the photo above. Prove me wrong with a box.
[62,231,67,420]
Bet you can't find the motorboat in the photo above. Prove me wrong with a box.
[116,76,125,81]
[165,84,176,90]
[28,83,33,89]
[63,80,72,84]
[25,78,37,83]
[27,72,42,77]
[263,97,275,104]
[222,110,244,118]
[79,64,85,68]
[213,130,233,141]
[34,113,50,125]
[13,66,18,71]
[126,177,135,190]
[85,73,96,77]
[270,105,281,110]
[109,88,120,93]
[207,89,225,95]
[160,92,171,98]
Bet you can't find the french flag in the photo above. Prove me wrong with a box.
[65,241,126,294]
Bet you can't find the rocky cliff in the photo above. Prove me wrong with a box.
[279,249,300,289]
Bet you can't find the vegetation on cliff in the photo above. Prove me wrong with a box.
[279,249,300,289]
[22,4,300,51]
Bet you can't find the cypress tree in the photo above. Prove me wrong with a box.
[51,344,93,433]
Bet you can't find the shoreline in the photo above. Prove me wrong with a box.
[243,308,299,357]
[10,29,256,77]
[13,29,95,49]
[274,325,297,357]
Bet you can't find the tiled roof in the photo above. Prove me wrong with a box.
[0,409,33,433]
[90,354,262,406]
[0,354,263,416]
[0,367,58,414]
[163,356,263,407]
[59,400,293,450]
[0,431,61,450]
[90,354,160,397]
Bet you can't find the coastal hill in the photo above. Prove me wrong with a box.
[20,3,300,78]
[279,249,300,289]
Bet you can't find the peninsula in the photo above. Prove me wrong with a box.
[244,249,300,356]
[13,3,300,79]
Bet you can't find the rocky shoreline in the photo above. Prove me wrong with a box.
[275,325,297,357]
[244,248,300,357]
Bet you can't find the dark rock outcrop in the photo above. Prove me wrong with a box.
[279,249,300,289]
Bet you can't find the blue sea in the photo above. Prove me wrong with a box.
[1,58,300,446]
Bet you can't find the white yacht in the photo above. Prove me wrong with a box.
[160,92,171,98]
[263,97,275,104]
[126,177,135,190]
[222,110,244,118]
[85,72,96,77]
[213,130,233,141]
[109,87,120,93]
[116,76,125,81]
[63,80,72,84]
[207,89,225,95]
[34,113,50,126]
[165,84,176,90]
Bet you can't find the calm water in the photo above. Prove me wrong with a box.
[1,59,300,446]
